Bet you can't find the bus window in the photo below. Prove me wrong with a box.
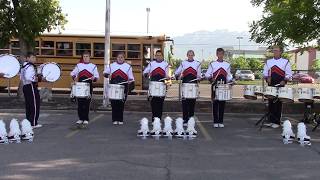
[41,41,54,55]
[0,44,10,54]
[56,42,73,56]
[127,44,140,59]
[94,43,104,57]
[35,41,40,55]
[76,43,91,56]
[112,44,125,58]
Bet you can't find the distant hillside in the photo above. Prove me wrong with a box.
[172,30,264,60]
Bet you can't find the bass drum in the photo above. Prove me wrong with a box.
[38,62,61,82]
[0,54,20,78]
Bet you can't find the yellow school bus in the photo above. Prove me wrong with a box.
[0,34,172,91]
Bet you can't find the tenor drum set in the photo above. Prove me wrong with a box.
[243,85,320,103]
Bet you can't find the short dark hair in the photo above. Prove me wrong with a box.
[26,52,35,58]
[117,51,125,57]
[272,45,284,52]
[155,50,162,55]
[216,48,225,53]
[82,51,90,56]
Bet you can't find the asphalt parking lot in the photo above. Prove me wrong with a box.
[0,110,320,180]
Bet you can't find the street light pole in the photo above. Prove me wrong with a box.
[146,7,150,35]
[103,0,111,107]
[236,36,243,51]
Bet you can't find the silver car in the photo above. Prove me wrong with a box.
[235,70,255,80]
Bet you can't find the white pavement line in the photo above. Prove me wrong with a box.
[65,114,104,138]
[194,116,213,141]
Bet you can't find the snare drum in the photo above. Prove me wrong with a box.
[215,84,232,101]
[297,88,314,103]
[181,83,199,99]
[313,89,320,99]
[38,62,61,82]
[71,82,91,98]
[108,84,125,100]
[254,86,264,96]
[278,87,294,103]
[0,54,20,78]
[148,81,166,97]
[264,86,278,99]
[243,85,257,100]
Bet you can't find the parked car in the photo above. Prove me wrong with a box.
[292,73,315,83]
[235,70,255,81]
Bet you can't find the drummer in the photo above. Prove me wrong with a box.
[263,45,292,128]
[205,48,233,128]
[70,51,100,126]
[143,50,170,121]
[103,52,134,125]
[174,50,202,126]
[20,52,42,128]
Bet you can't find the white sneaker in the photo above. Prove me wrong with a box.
[83,121,89,125]
[218,124,225,128]
[213,123,219,128]
[118,122,124,125]
[32,124,42,129]
[271,123,280,128]
[113,121,118,125]
[76,120,83,124]
[264,123,273,127]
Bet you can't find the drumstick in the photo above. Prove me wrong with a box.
[82,77,93,82]
[158,77,168,82]
[189,78,201,83]
[211,69,221,85]
[117,80,135,85]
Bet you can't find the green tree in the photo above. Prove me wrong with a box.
[230,56,250,69]
[312,59,320,70]
[247,58,264,70]
[169,57,182,70]
[200,60,210,69]
[0,0,67,55]
[249,0,320,47]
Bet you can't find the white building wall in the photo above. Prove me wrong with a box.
[296,51,309,70]
[316,51,320,59]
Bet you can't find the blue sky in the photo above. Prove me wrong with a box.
[57,0,263,37]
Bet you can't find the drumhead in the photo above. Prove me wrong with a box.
[42,63,61,82]
[0,55,20,78]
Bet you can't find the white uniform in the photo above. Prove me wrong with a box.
[263,58,292,86]
[20,62,37,85]
[143,60,169,82]
[70,63,99,82]
[263,57,293,125]
[143,60,169,120]
[175,60,201,83]
[70,62,100,122]
[20,62,40,126]
[205,60,233,125]
[104,62,134,83]
[175,59,202,123]
[104,62,135,123]
[205,61,233,83]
